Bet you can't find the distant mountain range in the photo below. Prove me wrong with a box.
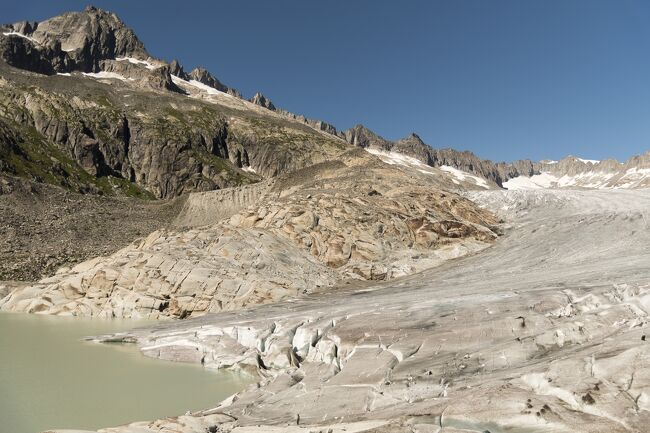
[1,5,649,196]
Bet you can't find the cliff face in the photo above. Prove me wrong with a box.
[1,6,147,74]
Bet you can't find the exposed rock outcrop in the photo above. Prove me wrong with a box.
[0,44,353,198]
[0,151,499,318]
[343,124,537,186]
[249,92,275,111]
[187,66,241,97]
[0,6,147,74]
[343,123,392,149]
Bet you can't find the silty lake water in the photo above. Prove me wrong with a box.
[0,313,253,433]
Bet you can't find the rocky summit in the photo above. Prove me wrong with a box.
[1,5,650,433]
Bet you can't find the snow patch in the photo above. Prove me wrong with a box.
[365,149,490,188]
[504,171,623,190]
[365,148,428,168]
[440,165,489,189]
[171,75,185,86]
[171,75,233,98]
[2,31,38,44]
[115,57,158,70]
[56,73,71,77]
[188,79,232,97]
[82,71,133,81]
[577,158,600,164]
[242,166,257,174]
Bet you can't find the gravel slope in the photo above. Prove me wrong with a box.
[0,175,184,281]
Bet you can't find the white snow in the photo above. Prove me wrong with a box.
[623,167,650,176]
[171,74,185,86]
[188,79,232,97]
[365,149,490,188]
[242,166,257,174]
[616,167,650,188]
[171,75,233,99]
[502,167,650,190]
[577,158,600,164]
[365,148,428,168]
[115,57,158,70]
[2,31,38,44]
[82,71,133,81]
[440,165,490,189]
[503,174,549,190]
[56,73,71,77]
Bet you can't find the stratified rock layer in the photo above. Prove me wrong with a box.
[0,151,499,318]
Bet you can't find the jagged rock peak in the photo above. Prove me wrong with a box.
[187,66,241,97]
[188,67,223,88]
[250,92,276,111]
[27,6,145,58]
[274,108,339,137]
[398,132,426,145]
[343,124,391,150]
[168,59,185,78]
[1,5,148,74]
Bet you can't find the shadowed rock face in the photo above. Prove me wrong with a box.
[1,6,147,74]
[0,62,263,198]
[343,123,392,149]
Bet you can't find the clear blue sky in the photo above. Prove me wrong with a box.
[4,1,650,162]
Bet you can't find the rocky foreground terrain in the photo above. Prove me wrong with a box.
[50,188,646,433]
[0,174,184,280]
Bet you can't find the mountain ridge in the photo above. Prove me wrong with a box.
[0,6,354,198]
[1,5,649,198]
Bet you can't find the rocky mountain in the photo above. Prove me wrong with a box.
[342,124,536,186]
[504,154,650,189]
[342,124,650,190]
[248,90,341,136]
[0,5,503,288]
[249,92,275,110]
[0,6,147,75]
[0,6,353,198]
[178,66,242,98]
